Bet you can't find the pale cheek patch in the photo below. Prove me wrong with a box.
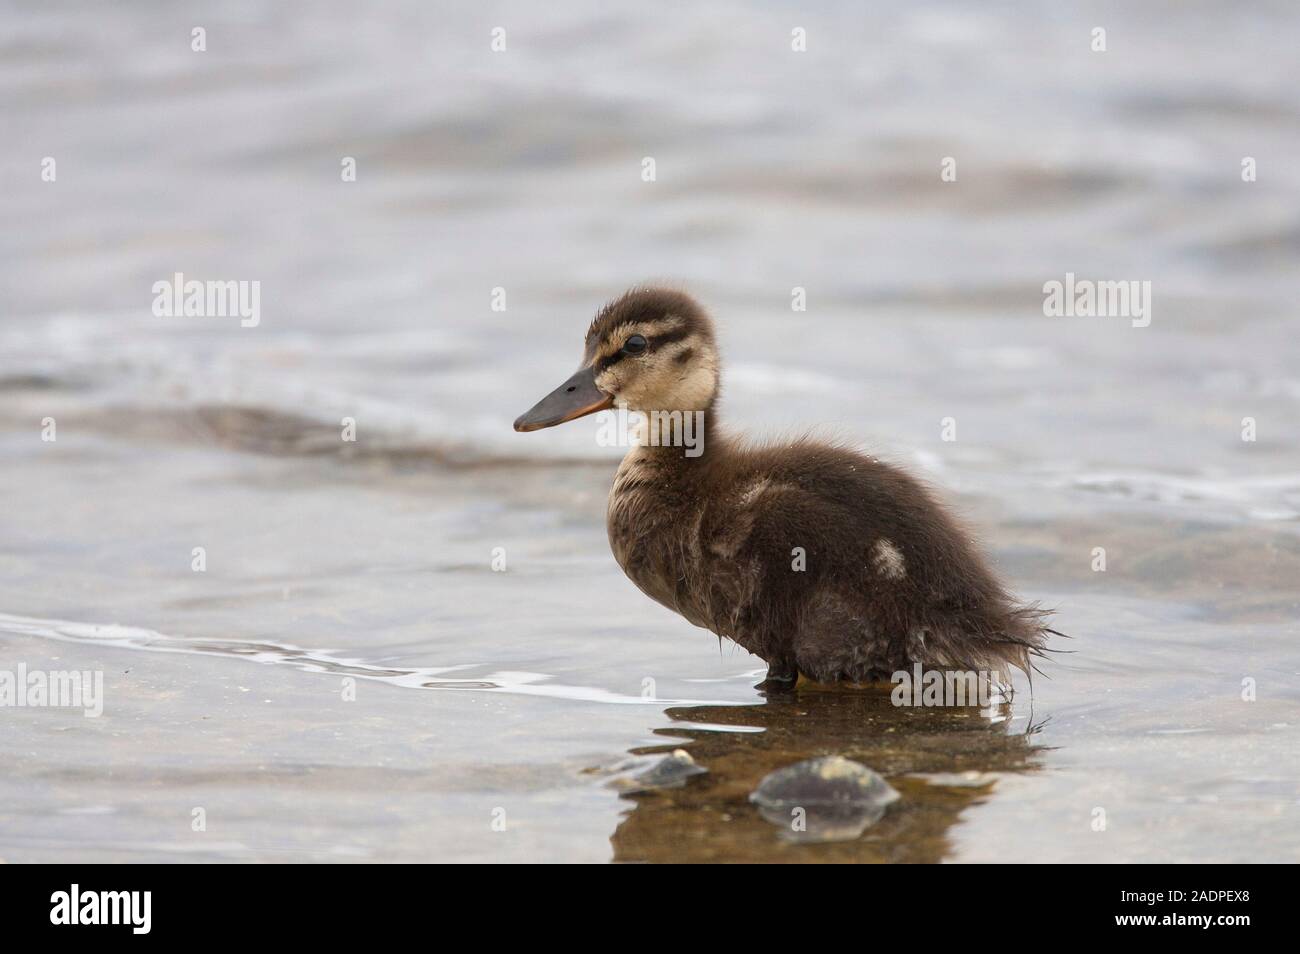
[597,340,718,414]
[670,347,718,411]
[873,539,906,580]
[595,367,624,396]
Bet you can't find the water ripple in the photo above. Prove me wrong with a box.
[0,612,740,708]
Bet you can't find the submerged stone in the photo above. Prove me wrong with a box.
[750,756,900,842]
[609,749,706,794]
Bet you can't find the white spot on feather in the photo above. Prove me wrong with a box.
[738,478,770,507]
[873,539,906,580]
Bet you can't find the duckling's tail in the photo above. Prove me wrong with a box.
[987,602,1066,682]
[906,600,1063,686]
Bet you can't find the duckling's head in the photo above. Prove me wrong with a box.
[514,286,719,432]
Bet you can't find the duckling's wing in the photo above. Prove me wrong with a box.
[708,442,1053,679]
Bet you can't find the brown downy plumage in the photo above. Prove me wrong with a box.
[514,287,1054,688]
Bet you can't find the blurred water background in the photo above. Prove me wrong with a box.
[1,0,1297,861]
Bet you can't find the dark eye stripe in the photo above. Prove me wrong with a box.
[596,351,627,372]
[594,328,695,373]
[652,327,692,349]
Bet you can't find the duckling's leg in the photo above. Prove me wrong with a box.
[757,656,799,691]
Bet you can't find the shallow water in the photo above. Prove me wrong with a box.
[1,1,1298,862]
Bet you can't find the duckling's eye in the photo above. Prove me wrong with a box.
[622,334,648,355]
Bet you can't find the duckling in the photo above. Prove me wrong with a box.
[514,287,1053,688]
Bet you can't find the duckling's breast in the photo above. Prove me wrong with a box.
[606,448,714,630]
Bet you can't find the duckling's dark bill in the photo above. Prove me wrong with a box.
[513,365,614,431]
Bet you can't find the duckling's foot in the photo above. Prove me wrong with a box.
[757,659,799,692]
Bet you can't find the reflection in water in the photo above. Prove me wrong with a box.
[611,686,1045,863]
[750,755,901,843]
